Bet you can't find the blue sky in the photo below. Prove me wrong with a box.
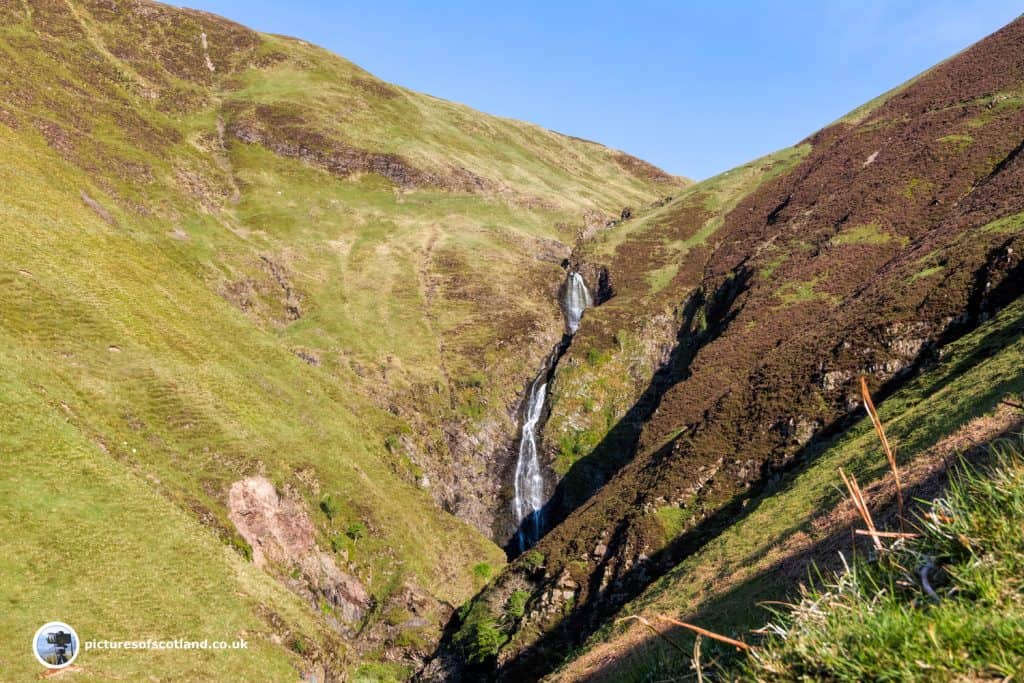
[180,1,1021,179]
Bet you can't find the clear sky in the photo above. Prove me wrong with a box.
[177,1,1021,180]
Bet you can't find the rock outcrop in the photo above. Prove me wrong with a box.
[228,477,370,626]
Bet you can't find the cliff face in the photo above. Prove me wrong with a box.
[434,16,1024,680]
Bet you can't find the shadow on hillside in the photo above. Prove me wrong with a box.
[497,308,1024,681]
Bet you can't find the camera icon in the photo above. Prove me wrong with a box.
[33,622,79,669]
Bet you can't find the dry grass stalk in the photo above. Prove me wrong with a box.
[692,634,704,683]
[839,467,884,551]
[861,376,905,530]
[853,529,919,539]
[655,614,752,651]
[757,600,800,609]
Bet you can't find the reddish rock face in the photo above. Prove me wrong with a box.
[228,476,369,624]
[228,476,315,567]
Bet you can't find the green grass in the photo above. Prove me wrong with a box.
[0,343,332,679]
[647,262,680,294]
[775,278,839,306]
[352,661,412,682]
[911,264,946,282]
[740,436,1024,680]
[937,133,974,152]
[654,506,693,541]
[830,222,904,246]
[979,209,1024,234]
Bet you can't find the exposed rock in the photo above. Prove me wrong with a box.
[228,476,370,624]
[578,209,615,241]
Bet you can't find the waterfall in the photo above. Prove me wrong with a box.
[563,271,593,334]
[512,371,549,552]
[510,270,593,553]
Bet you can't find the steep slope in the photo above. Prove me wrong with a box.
[552,294,1024,682]
[0,0,680,678]
[431,15,1024,681]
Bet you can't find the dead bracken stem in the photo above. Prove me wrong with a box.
[655,614,752,651]
[839,467,884,551]
[616,614,752,655]
[861,376,905,531]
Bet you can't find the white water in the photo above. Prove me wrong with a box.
[512,372,548,551]
[511,271,593,552]
[563,271,594,334]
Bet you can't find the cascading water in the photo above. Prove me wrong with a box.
[511,270,592,553]
[511,372,548,552]
[563,271,594,334]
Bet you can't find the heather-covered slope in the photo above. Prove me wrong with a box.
[0,0,678,678]
[432,16,1024,681]
[552,294,1024,682]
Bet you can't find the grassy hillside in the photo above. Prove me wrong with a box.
[0,0,679,677]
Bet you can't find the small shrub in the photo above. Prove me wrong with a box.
[231,536,253,562]
[557,430,591,467]
[394,628,428,651]
[472,562,492,581]
[330,533,346,554]
[654,505,691,540]
[346,521,367,541]
[521,550,545,570]
[457,394,486,421]
[353,662,411,682]
[319,494,339,520]
[506,590,530,619]
[457,371,486,389]
[613,329,629,351]
[454,604,509,664]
